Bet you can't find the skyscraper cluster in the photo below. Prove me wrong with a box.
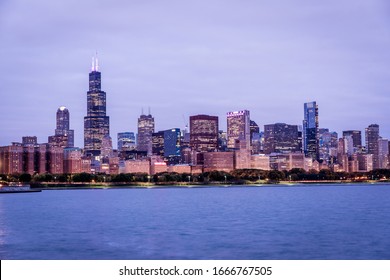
[0,58,389,176]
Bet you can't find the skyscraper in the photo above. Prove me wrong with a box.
[189,114,219,152]
[227,110,250,149]
[84,56,110,156]
[263,123,301,154]
[152,131,165,157]
[342,130,362,152]
[303,101,319,161]
[55,106,74,147]
[378,138,389,169]
[250,120,260,141]
[365,124,380,169]
[164,128,181,158]
[137,113,155,155]
[117,132,136,151]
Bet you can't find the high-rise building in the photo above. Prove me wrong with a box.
[342,130,362,152]
[227,110,250,149]
[378,138,389,169]
[250,120,260,141]
[152,129,181,160]
[365,124,380,169]
[84,56,110,156]
[189,114,219,152]
[164,128,181,158]
[263,123,301,154]
[55,106,74,147]
[117,132,136,151]
[137,113,155,155]
[152,131,165,157]
[48,106,74,148]
[303,101,319,161]
[218,130,227,152]
[101,135,113,158]
[319,129,338,164]
[343,135,354,156]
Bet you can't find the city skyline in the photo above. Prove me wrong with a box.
[1,1,390,147]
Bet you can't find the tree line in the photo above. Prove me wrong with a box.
[1,168,390,184]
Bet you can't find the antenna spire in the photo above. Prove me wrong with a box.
[95,51,99,71]
[91,51,99,72]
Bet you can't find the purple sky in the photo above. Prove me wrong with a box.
[1,0,390,148]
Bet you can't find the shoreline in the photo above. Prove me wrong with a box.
[28,180,390,190]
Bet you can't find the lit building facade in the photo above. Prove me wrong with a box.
[342,130,362,152]
[0,143,23,174]
[378,138,389,169]
[117,132,136,151]
[152,131,165,157]
[303,101,319,161]
[365,124,380,169]
[152,128,181,162]
[63,147,82,174]
[55,106,74,147]
[203,152,234,173]
[189,114,219,152]
[227,110,250,149]
[164,128,181,158]
[84,56,110,156]
[137,114,155,155]
[263,123,300,154]
[319,129,338,164]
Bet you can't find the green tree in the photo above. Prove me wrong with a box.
[19,173,32,183]
[267,170,285,181]
[72,172,92,183]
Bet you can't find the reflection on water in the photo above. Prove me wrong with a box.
[0,184,390,260]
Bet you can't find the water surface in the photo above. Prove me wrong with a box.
[1,184,389,259]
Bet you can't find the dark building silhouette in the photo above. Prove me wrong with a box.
[84,56,110,156]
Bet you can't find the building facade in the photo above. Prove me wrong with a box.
[137,114,155,155]
[365,124,380,170]
[263,123,301,154]
[226,110,250,149]
[342,130,362,152]
[55,106,74,147]
[84,56,110,156]
[303,101,319,161]
[117,132,136,151]
[189,114,219,152]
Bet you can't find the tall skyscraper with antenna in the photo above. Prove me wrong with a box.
[84,55,110,156]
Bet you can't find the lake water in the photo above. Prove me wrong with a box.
[1,183,390,260]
